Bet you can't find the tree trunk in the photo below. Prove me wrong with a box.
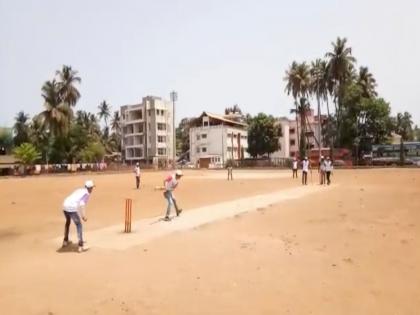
[326,97,334,159]
[317,95,322,159]
[294,98,300,153]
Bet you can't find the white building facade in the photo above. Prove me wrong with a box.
[189,112,249,168]
[271,109,325,158]
[121,96,174,164]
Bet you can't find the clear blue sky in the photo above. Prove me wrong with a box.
[1,0,419,127]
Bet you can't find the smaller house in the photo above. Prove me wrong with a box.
[189,112,249,168]
[0,155,18,176]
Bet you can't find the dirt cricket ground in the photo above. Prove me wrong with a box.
[0,168,419,315]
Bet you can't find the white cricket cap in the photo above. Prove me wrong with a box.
[175,170,183,176]
[85,180,95,188]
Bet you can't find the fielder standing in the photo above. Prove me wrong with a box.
[163,170,183,221]
[62,180,95,252]
[292,157,298,178]
[302,156,310,185]
[134,162,141,189]
[325,156,333,185]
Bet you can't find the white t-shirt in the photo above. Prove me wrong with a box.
[134,166,140,177]
[63,188,90,213]
[325,160,333,172]
[292,161,298,169]
[302,160,310,172]
[164,174,178,191]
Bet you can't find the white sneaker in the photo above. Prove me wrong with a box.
[78,245,89,253]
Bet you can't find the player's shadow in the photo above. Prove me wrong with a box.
[56,243,79,253]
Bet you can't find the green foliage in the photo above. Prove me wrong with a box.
[176,117,194,155]
[247,113,280,158]
[13,143,41,165]
[13,111,30,146]
[78,142,106,162]
[0,127,13,152]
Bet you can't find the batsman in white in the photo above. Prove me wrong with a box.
[61,180,95,252]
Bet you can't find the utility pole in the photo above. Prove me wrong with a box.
[170,91,178,169]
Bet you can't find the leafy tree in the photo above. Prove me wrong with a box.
[56,65,81,107]
[98,100,111,127]
[39,80,73,137]
[290,98,311,157]
[111,111,121,132]
[0,127,13,153]
[78,142,105,162]
[13,142,41,165]
[247,113,280,158]
[357,66,377,98]
[13,111,30,146]
[176,117,194,156]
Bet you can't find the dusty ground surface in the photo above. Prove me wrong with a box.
[0,168,419,315]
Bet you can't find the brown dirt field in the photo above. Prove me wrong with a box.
[0,169,419,315]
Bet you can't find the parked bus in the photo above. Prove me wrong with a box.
[371,142,420,165]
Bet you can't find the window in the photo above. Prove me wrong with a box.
[202,147,207,153]
[157,123,166,131]
[196,147,200,153]
[158,148,166,155]
[290,128,295,134]
[204,121,209,127]
[148,109,151,116]
[148,123,151,131]
[196,135,200,140]
[158,136,166,143]
[290,139,296,146]
[201,134,207,139]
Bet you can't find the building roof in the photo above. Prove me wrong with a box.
[0,155,18,168]
[198,111,247,127]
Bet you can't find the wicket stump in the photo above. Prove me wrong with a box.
[124,198,132,233]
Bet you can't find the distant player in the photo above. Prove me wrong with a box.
[163,170,183,221]
[319,156,326,185]
[302,156,310,185]
[62,180,95,253]
[325,156,333,185]
[134,162,141,189]
[227,165,233,180]
[292,157,298,178]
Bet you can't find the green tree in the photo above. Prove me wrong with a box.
[98,100,111,128]
[13,111,30,146]
[325,37,356,143]
[111,111,121,133]
[13,142,41,165]
[394,112,413,165]
[78,142,106,162]
[39,80,73,137]
[284,61,311,149]
[56,65,81,107]
[0,127,14,153]
[357,66,377,98]
[176,117,194,156]
[290,98,311,157]
[247,113,280,158]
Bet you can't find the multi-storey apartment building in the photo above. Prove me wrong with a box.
[121,96,174,164]
[189,112,249,168]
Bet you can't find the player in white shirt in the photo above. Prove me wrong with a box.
[319,156,326,185]
[134,162,141,189]
[292,157,298,178]
[62,180,95,252]
[301,156,311,185]
[325,156,333,185]
[163,170,183,221]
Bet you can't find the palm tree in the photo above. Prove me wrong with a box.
[13,111,30,146]
[111,111,121,132]
[98,100,111,127]
[357,66,377,98]
[290,97,311,158]
[39,80,73,137]
[325,37,356,143]
[284,62,311,151]
[56,65,81,107]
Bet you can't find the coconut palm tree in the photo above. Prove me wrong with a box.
[284,62,311,151]
[56,65,81,107]
[325,37,356,143]
[290,97,311,158]
[98,100,111,128]
[357,66,377,98]
[111,111,121,132]
[13,111,30,146]
[39,80,73,137]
